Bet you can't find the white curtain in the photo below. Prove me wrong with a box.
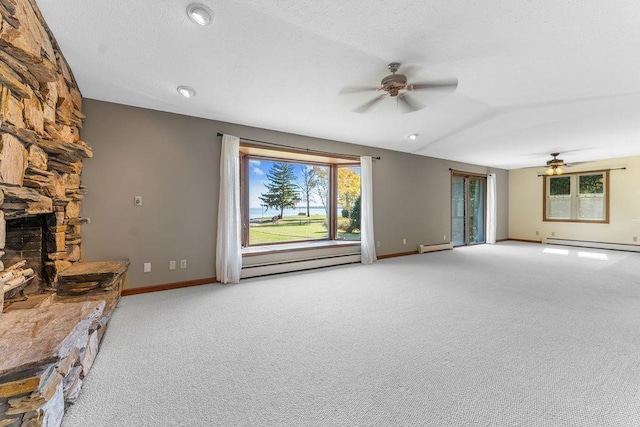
[360,156,377,264]
[215,135,242,283]
[486,173,497,244]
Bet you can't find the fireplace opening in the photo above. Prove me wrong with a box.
[2,215,47,300]
[3,215,47,299]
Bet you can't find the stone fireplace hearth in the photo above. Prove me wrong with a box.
[0,261,128,426]
[1,1,130,425]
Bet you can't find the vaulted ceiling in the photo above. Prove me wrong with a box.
[38,0,640,169]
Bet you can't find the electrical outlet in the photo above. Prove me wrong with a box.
[169,260,176,270]
[444,234,447,241]
[551,232,555,236]
[633,236,638,242]
[535,231,539,236]
[143,262,151,273]
[180,259,187,269]
[134,195,142,207]
[376,241,380,248]
[402,238,406,245]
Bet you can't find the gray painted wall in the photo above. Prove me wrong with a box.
[81,99,509,288]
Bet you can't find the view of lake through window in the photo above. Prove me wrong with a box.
[246,158,361,245]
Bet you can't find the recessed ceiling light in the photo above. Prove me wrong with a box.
[177,86,196,98]
[408,134,418,140]
[187,3,214,26]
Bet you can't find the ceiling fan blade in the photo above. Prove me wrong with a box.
[565,161,590,167]
[353,95,385,113]
[397,94,422,114]
[339,85,380,95]
[407,77,458,92]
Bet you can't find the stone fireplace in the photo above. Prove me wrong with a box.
[0,1,129,425]
[0,0,100,306]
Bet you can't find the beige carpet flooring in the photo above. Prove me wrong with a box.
[62,242,640,426]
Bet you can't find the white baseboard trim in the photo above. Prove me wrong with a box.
[241,253,361,278]
[543,238,640,253]
[418,242,453,254]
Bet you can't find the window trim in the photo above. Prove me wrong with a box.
[542,169,610,224]
[240,144,361,248]
[240,142,358,164]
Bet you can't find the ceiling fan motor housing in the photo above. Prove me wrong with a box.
[547,153,565,167]
[381,73,407,97]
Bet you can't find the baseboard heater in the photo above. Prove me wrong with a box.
[418,242,453,254]
[241,253,361,279]
[543,238,640,253]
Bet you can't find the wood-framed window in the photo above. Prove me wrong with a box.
[543,170,609,223]
[239,143,361,247]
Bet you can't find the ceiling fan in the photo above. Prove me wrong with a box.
[544,153,568,175]
[339,62,458,114]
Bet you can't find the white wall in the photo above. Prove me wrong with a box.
[509,155,640,243]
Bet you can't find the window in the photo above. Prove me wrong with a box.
[544,171,609,223]
[240,145,361,246]
[337,166,362,241]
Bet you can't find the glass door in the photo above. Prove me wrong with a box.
[469,178,485,244]
[451,173,486,246]
[451,176,465,246]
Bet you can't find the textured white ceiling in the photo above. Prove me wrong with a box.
[37,0,640,169]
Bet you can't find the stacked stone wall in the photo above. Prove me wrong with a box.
[0,0,92,309]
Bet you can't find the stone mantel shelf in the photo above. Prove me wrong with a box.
[0,185,53,218]
[58,260,130,283]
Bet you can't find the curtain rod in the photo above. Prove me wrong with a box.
[216,133,380,160]
[449,168,490,177]
[537,167,626,177]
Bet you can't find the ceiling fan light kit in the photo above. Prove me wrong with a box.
[544,153,566,175]
[545,166,564,176]
[187,3,214,26]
